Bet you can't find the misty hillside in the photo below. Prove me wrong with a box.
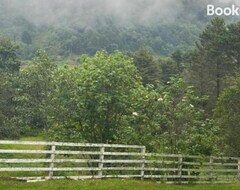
[0,0,238,59]
[3,0,240,161]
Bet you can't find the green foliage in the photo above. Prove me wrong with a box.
[0,38,20,139]
[118,77,218,154]
[159,58,180,84]
[21,31,32,45]
[132,48,162,86]
[223,21,240,65]
[0,38,20,73]
[171,49,184,72]
[158,78,219,155]
[0,45,216,155]
[1,16,235,156]
[45,65,83,142]
[0,92,20,139]
[46,51,215,154]
[214,76,240,156]
[132,48,181,87]
[0,11,202,59]
[30,21,200,57]
[185,17,235,113]
[48,51,143,143]
[14,51,56,134]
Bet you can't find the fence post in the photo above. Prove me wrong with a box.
[49,143,56,179]
[141,146,146,180]
[238,158,240,183]
[178,155,183,183]
[209,156,214,183]
[98,146,105,178]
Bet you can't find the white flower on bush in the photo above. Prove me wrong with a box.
[132,112,139,116]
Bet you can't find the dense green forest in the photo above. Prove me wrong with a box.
[0,0,230,59]
[1,0,240,157]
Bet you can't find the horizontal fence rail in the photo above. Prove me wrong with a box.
[0,140,239,183]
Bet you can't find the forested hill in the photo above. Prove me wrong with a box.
[3,0,240,157]
[0,0,237,59]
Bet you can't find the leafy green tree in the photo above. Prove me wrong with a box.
[0,73,20,139]
[48,50,143,143]
[0,38,20,139]
[214,76,240,156]
[47,51,218,155]
[118,77,218,155]
[154,77,217,154]
[0,38,20,73]
[46,65,85,142]
[15,51,56,133]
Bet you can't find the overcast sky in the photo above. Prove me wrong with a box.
[0,0,237,26]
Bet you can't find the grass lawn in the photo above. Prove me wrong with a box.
[0,179,240,190]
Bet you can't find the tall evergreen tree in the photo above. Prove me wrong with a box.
[186,18,230,112]
[132,48,162,86]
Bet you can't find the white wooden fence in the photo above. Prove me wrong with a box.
[0,140,239,183]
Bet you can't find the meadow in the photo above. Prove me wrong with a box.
[0,179,240,190]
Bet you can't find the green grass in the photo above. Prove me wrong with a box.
[0,179,240,190]
[0,136,45,149]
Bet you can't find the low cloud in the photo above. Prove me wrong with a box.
[0,0,237,26]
